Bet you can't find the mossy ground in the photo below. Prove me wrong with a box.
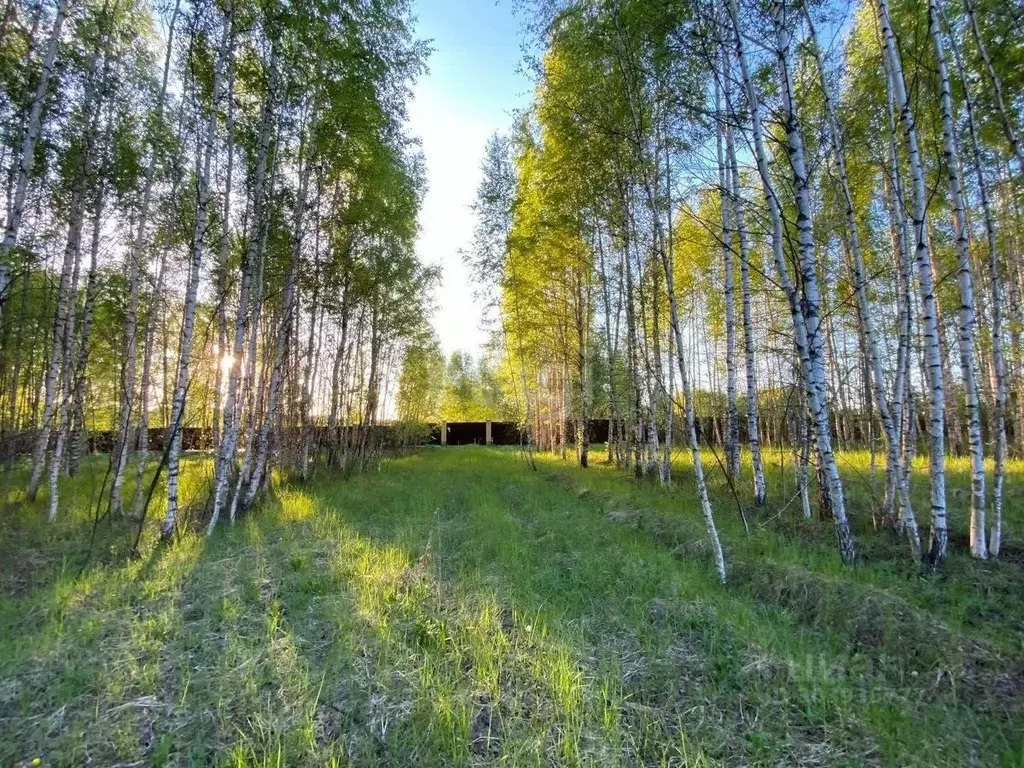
[1,446,1021,766]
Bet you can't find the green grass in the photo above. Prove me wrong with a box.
[0,446,1022,766]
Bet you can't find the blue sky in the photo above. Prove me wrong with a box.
[409,0,531,357]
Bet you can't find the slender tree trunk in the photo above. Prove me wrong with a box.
[575,272,589,469]
[0,0,67,263]
[6,253,32,433]
[876,0,948,564]
[243,112,310,510]
[928,230,962,456]
[24,34,107,499]
[47,144,93,521]
[881,53,921,556]
[110,0,180,516]
[929,0,986,558]
[26,110,92,502]
[606,13,725,577]
[898,321,920,547]
[162,27,224,540]
[619,202,643,478]
[647,260,663,479]
[211,4,235,451]
[209,46,274,532]
[298,189,323,480]
[661,136,674,484]
[299,182,327,464]
[804,6,904,532]
[662,217,727,582]
[725,118,765,505]
[943,6,1008,554]
[227,184,271,524]
[131,236,169,520]
[715,78,740,481]
[597,223,621,467]
[130,93,188,522]
[68,182,104,477]
[799,382,812,519]
[773,0,853,553]
[327,266,351,467]
[729,0,855,560]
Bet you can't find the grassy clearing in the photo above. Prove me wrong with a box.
[0,446,1021,766]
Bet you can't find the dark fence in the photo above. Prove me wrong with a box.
[0,426,215,458]
[0,419,862,455]
[2,424,410,458]
[491,421,524,445]
[5,412,1005,457]
[444,422,487,445]
[434,420,608,446]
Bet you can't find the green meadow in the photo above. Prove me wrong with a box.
[1,446,1021,766]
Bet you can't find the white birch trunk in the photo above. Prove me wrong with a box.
[773,0,854,555]
[943,4,1008,555]
[661,135,674,484]
[596,225,622,467]
[880,46,921,557]
[803,6,904,531]
[47,172,90,521]
[68,183,104,477]
[110,0,180,516]
[621,219,643,478]
[131,238,168,519]
[941,3,1006,555]
[227,199,270,524]
[27,47,106,501]
[209,47,274,533]
[728,0,855,560]
[26,140,90,501]
[612,46,725,577]
[575,274,590,470]
[643,140,728,577]
[161,30,224,540]
[929,0,986,558]
[663,248,727,582]
[298,188,325,480]
[876,0,948,564]
[243,114,311,510]
[798,381,812,519]
[130,93,188,521]
[211,5,235,451]
[715,77,740,482]
[725,120,766,505]
[1,0,67,260]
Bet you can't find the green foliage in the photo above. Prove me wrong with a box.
[439,349,511,422]
[397,338,445,423]
[398,342,517,424]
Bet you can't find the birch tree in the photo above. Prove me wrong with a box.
[928,0,986,558]
[162,4,225,539]
[876,0,948,564]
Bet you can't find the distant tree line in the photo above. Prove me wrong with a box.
[397,343,518,424]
